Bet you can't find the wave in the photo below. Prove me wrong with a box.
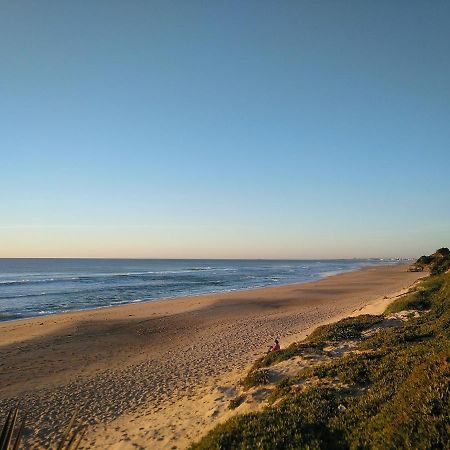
[0,312,23,321]
[0,278,56,286]
[0,277,222,300]
[0,291,52,300]
[0,267,238,287]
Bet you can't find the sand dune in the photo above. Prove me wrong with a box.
[0,264,423,449]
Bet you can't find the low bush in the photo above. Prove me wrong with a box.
[416,248,450,275]
[266,378,292,404]
[251,342,322,371]
[241,369,271,390]
[386,275,444,314]
[313,351,385,385]
[306,314,383,343]
[191,387,343,450]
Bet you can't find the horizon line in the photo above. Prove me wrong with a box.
[0,256,414,261]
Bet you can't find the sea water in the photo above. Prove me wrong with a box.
[0,258,396,321]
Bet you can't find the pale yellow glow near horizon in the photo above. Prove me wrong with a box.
[0,225,434,259]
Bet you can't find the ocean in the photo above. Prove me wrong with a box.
[0,258,395,321]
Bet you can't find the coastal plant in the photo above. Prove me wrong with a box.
[251,344,302,371]
[241,369,271,390]
[416,247,450,275]
[56,411,86,450]
[251,342,323,371]
[385,275,444,314]
[191,387,344,450]
[191,251,450,450]
[312,351,385,386]
[228,395,246,410]
[306,314,384,343]
[0,406,25,450]
[266,378,292,404]
[0,408,85,450]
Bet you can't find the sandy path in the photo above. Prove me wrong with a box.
[0,264,423,449]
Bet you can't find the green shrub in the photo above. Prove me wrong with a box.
[0,408,84,450]
[416,248,450,275]
[191,388,343,450]
[251,342,322,371]
[386,275,444,314]
[307,315,383,343]
[241,369,271,390]
[417,255,432,265]
[266,378,292,404]
[313,351,385,385]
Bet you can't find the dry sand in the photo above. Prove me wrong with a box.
[0,264,424,449]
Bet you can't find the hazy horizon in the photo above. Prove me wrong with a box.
[0,257,415,260]
[1,1,449,259]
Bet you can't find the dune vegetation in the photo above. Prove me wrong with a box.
[191,250,450,449]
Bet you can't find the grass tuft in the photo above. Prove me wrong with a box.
[228,395,246,410]
[241,369,271,390]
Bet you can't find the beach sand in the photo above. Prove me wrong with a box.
[0,264,424,449]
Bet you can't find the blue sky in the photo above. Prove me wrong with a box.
[1,1,449,258]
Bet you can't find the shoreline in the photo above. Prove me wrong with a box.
[0,262,399,327]
[0,261,402,324]
[0,263,424,449]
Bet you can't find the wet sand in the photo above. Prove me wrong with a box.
[0,264,423,449]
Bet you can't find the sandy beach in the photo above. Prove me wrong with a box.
[0,264,424,449]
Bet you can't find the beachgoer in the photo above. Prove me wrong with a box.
[267,339,280,353]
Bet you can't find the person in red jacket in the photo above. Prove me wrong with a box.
[267,339,280,353]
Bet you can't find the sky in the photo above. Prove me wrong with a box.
[1,1,449,259]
